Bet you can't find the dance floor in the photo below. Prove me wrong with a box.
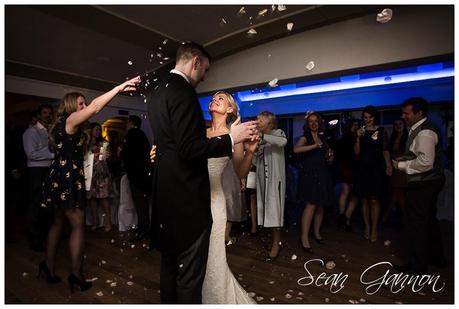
[5,216,454,304]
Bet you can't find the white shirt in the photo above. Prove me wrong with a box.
[397,118,438,175]
[22,121,54,167]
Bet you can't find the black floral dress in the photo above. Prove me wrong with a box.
[41,114,86,209]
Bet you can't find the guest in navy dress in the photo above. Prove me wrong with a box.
[294,112,334,252]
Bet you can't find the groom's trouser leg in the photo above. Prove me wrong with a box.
[160,225,211,304]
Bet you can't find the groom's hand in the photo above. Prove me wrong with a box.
[230,117,259,144]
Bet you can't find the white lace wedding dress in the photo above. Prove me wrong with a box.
[202,157,256,304]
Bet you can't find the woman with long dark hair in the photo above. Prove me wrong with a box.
[38,76,140,292]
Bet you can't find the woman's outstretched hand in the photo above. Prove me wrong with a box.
[118,76,141,93]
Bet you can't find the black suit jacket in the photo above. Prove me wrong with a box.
[120,127,152,193]
[147,73,232,255]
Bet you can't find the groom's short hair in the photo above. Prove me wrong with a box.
[176,41,212,63]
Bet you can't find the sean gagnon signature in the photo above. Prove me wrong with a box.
[297,259,445,295]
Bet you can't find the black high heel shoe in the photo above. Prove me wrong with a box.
[265,242,283,262]
[313,235,324,244]
[68,274,92,293]
[37,261,61,284]
[298,239,313,254]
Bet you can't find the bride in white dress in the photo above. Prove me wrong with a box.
[202,91,258,304]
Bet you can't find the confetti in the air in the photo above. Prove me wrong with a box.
[247,28,257,37]
[377,8,393,23]
[306,61,315,71]
[329,119,339,126]
[237,6,247,17]
[258,9,268,16]
[268,78,279,87]
[287,22,294,31]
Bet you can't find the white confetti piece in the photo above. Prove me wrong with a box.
[341,254,346,258]
[325,260,336,270]
[384,240,391,246]
[163,57,170,61]
[306,61,315,71]
[144,98,147,103]
[329,119,339,126]
[159,61,163,65]
[419,292,426,296]
[128,61,133,66]
[110,282,117,287]
[268,78,279,87]
[142,243,147,247]
[165,83,169,87]
[158,47,162,50]
[106,279,112,283]
[269,280,275,284]
[377,8,393,23]
[96,291,104,297]
[287,22,294,31]
[220,18,227,26]
[271,5,277,12]
[86,277,98,282]
[101,260,107,264]
[237,6,246,16]
[163,39,168,45]
[258,9,268,16]
[157,290,161,294]
[296,297,303,300]
[285,293,292,299]
[256,296,264,301]
[270,297,275,301]
[360,298,366,303]
[287,289,293,293]
[111,290,115,295]
[120,249,124,252]
[277,5,287,12]
[179,264,184,268]
[325,298,330,303]
[349,299,359,304]
[298,292,304,296]
[110,239,115,243]
[102,213,106,217]
[22,272,29,277]
[131,244,135,248]
[395,301,403,304]
[247,28,257,37]
[129,275,133,279]
[248,292,256,297]
[291,254,297,260]
[127,281,134,286]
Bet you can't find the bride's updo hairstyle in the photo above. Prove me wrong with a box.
[213,91,240,125]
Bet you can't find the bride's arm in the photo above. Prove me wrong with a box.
[232,138,258,178]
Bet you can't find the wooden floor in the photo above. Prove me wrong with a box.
[5,215,454,304]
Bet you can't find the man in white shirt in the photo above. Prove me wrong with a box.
[392,97,446,274]
[22,104,54,251]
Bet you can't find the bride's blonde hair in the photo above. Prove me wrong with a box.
[212,91,239,125]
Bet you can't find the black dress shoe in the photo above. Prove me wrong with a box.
[37,261,61,284]
[298,239,313,253]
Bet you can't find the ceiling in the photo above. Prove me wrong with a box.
[5,5,385,94]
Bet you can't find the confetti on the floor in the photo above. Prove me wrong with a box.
[269,280,275,284]
[325,260,336,270]
[395,301,403,304]
[270,297,275,301]
[269,78,279,87]
[247,28,257,37]
[298,292,304,296]
[96,291,104,297]
[287,22,294,31]
[248,292,256,297]
[86,277,98,282]
[256,296,264,301]
[285,293,292,299]
[111,290,115,295]
[22,272,28,277]
[237,6,246,17]
[349,299,359,304]
[129,275,133,279]
[101,260,107,264]
[106,279,112,283]
[377,8,393,23]
[419,292,426,296]
[127,281,134,286]
[384,240,391,246]
[163,39,168,45]
[111,239,115,243]
[296,297,303,300]
[271,5,277,12]
[291,254,297,260]
[325,298,330,303]
[360,298,366,303]
[131,244,135,248]
[128,61,133,66]
[110,282,117,287]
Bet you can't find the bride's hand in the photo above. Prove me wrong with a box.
[150,145,157,163]
[244,136,259,154]
[117,76,141,93]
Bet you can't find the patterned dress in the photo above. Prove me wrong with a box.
[41,114,86,209]
[86,141,111,199]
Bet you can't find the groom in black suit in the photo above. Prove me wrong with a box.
[147,42,257,303]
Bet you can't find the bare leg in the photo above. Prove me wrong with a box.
[89,199,98,230]
[64,208,85,279]
[345,196,359,224]
[45,209,66,276]
[338,183,350,215]
[301,203,316,248]
[100,198,111,231]
[361,199,370,239]
[225,221,232,242]
[269,227,281,257]
[249,193,257,234]
[370,199,380,242]
[313,206,324,240]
